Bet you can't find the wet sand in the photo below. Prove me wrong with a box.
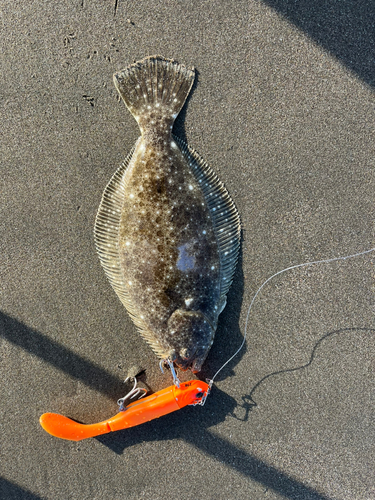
[1,1,374,499]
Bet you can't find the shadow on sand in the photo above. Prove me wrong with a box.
[1,307,354,500]
[0,477,44,500]
[262,0,374,87]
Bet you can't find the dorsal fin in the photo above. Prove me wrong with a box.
[94,144,136,302]
[174,135,241,299]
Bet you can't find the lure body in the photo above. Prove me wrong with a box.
[95,56,240,373]
[40,380,209,441]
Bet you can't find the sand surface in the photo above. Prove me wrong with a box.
[1,1,374,499]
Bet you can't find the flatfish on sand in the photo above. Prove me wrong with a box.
[95,56,240,373]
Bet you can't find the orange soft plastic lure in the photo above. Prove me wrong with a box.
[40,380,210,441]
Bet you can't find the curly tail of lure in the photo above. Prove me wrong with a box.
[39,247,373,441]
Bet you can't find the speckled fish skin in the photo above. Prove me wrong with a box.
[95,56,240,373]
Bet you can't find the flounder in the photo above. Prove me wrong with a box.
[95,56,240,373]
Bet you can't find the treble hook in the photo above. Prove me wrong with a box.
[117,376,147,411]
[159,359,181,388]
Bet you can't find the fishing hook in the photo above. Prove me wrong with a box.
[159,359,181,388]
[117,376,148,411]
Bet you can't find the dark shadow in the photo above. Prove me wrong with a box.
[0,477,44,500]
[262,0,375,87]
[184,431,332,500]
[96,383,331,500]
[173,68,200,143]
[236,327,375,421]
[2,308,333,499]
[0,312,125,400]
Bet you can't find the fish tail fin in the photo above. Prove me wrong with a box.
[113,56,195,133]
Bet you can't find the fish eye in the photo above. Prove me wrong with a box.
[195,392,204,398]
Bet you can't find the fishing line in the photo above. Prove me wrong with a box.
[207,246,375,387]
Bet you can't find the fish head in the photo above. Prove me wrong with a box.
[167,309,215,373]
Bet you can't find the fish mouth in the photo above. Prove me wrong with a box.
[166,309,215,373]
[173,347,208,373]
